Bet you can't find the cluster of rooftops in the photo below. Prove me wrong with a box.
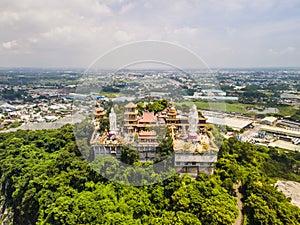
[90,101,219,176]
[91,101,219,154]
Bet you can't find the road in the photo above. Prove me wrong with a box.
[233,182,244,225]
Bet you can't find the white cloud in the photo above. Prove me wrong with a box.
[0,0,300,67]
[286,46,296,53]
[0,11,20,25]
[113,30,132,42]
[119,2,135,15]
[1,39,32,55]
[269,46,296,55]
[2,40,19,49]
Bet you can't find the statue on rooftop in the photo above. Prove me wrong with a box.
[109,107,117,133]
[188,104,198,136]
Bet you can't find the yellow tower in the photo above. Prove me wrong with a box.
[93,106,105,126]
[166,102,179,125]
[124,102,138,133]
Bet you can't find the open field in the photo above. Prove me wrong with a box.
[177,101,297,117]
[277,106,298,117]
[177,101,251,114]
[98,92,125,98]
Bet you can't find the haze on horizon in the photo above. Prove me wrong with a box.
[0,0,300,69]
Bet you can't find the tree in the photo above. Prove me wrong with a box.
[1,125,300,225]
[121,145,139,165]
[158,136,173,157]
[146,99,169,114]
[136,102,144,115]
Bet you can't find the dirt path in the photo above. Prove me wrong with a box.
[233,182,244,225]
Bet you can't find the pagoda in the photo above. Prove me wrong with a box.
[123,102,138,134]
[93,106,105,125]
[90,106,106,145]
[138,130,158,145]
[166,102,179,125]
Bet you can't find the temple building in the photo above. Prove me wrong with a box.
[138,112,157,127]
[166,104,179,125]
[93,106,105,126]
[138,130,158,145]
[123,102,138,134]
[90,100,219,176]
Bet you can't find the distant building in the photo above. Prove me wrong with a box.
[279,119,300,129]
[184,89,238,101]
[281,93,300,100]
[113,96,136,102]
[150,92,170,99]
[68,93,89,100]
[202,89,226,96]
[206,116,253,131]
[183,96,238,101]
[234,86,246,90]
[260,125,300,139]
[261,116,278,126]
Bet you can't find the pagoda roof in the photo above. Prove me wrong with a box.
[125,102,137,108]
[139,112,156,123]
[169,106,177,113]
[94,107,105,116]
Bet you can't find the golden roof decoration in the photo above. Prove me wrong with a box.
[125,102,137,108]
[94,107,105,116]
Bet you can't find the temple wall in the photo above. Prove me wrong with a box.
[173,151,218,176]
[92,144,217,176]
[92,144,159,162]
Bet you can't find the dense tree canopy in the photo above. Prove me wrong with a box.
[0,126,300,224]
[145,99,169,114]
[121,145,140,165]
[216,137,300,224]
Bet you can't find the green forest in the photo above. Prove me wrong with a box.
[1,125,300,225]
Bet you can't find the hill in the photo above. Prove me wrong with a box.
[0,125,300,224]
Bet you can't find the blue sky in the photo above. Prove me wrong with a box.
[0,0,300,68]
